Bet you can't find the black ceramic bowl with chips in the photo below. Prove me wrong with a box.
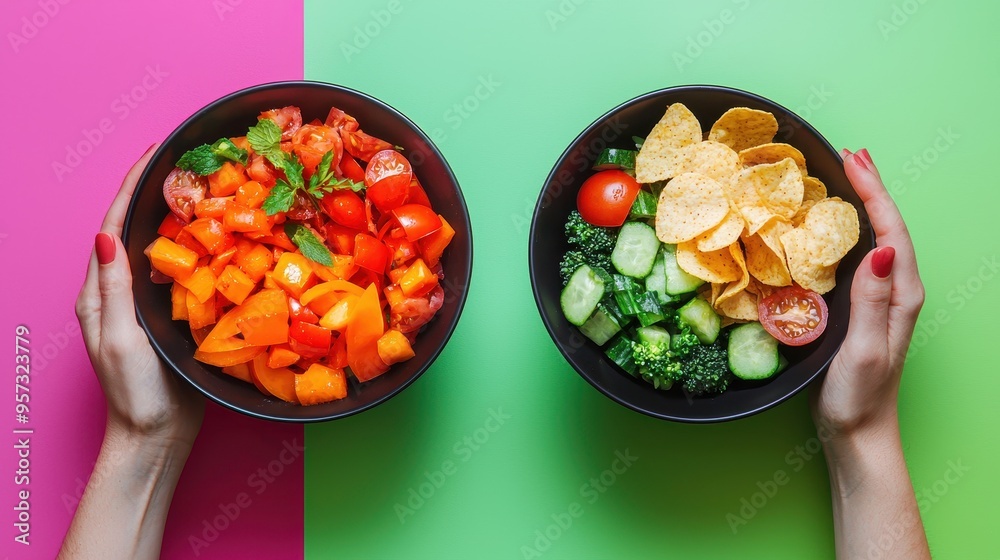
[123,81,472,423]
[529,85,874,423]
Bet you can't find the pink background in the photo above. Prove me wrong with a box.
[2,1,305,558]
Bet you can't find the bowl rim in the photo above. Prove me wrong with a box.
[123,80,474,423]
[529,84,872,423]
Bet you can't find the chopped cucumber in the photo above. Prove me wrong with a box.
[614,289,641,317]
[629,190,657,219]
[637,325,671,346]
[728,323,780,380]
[677,297,721,344]
[561,265,606,326]
[662,245,705,295]
[600,294,632,328]
[605,335,637,375]
[612,274,640,294]
[579,305,622,346]
[611,222,660,278]
[776,353,790,374]
[593,148,637,171]
[644,252,667,298]
[635,292,665,327]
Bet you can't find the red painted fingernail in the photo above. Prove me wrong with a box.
[852,153,870,172]
[840,148,852,158]
[96,233,116,265]
[859,148,873,165]
[872,246,895,278]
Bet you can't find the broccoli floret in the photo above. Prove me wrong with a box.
[670,325,701,358]
[559,211,617,284]
[677,338,732,396]
[631,341,682,390]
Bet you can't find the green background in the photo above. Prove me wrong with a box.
[304,1,999,558]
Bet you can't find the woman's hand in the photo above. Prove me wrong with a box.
[813,148,930,560]
[61,145,205,560]
[74,144,205,447]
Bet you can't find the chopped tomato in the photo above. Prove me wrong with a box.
[247,155,277,187]
[758,286,829,346]
[365,150,412,212]
[290,321,333,351]
[292,124,343,176]
[392,204,442,242]
[407,178,433,208]
[339,154,366,182]
[325,107,359,131]
[353,233,390,274]
[320,190,367,230]
[259,106,302,141]
[163,168,207,223]
[341,129,393,163]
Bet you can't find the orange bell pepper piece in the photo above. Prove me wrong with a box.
[208,161,248,197]
[224,205,270,233]
[195,345,265,367]
[235,243,273,282]
[148,237,199,281]
[216,265,256,305]
[194,196,234,220]
[208,246,238,277]
[235,180,268,209]
[157,214,186,240]
[383,284,405,307]
[186,290,217,329]
[177,266,217,304]
[267,345,301,369]
[171,282,189,321]
[294,363,348,406]
[418,215,454,267]
[377,329,415,366]
[236,288,290,346]
[221,362,253,383]
[346,284,389,382]
[398,258,438,298]
[185,217,235,255]
[273,252,317,299]
[318,295,358,332]
[312,255,357,282]
[250,354,298,403]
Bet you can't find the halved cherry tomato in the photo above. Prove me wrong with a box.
[392,204,442,242]
[365,150,412,212]
[292,124,343,176]
[325,107,359,132]
[285,191,319,222]
[247,155,277,187]
[389,285,444,333]
[259,106,302,141]
[163,168,208,223]
[407,178,432,208]
[339,155,365,182]
[341,129,393,163]
[320,190,366,230]
[758,285,829,346]
[354,233,390,274]
[576,170,641,227]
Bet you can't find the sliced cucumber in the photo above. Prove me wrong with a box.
[677,297,721,344]
[776,353,789,374]
[600,294,632,329]
[611,222,660,278]
[662,245,705,295]
[644,252,667,297]
[629,190,657,219]
[579,305,621,346]
[728,323,780,380]
[561,265,606,326]
[635,292,665,327]
[637,325,671,346]
[593,148,637,171]
[605,335,637,375]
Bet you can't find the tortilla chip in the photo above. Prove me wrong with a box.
[676,240,741,284]
[635,103,703,183]
[654,173,730,243]
[739,158,804,220]
[744,232,792,287]
[708,107,779,152]
[696,209,745,252]
[715,242,750,309]
[668,141,742,183]
[800,199,860,267]
[717,287,759,321]
[739,143,807,175]
[802,176,827,202]
[779,227,838,294]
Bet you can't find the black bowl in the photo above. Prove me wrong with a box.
[529,85,874,423]
[124,81,473,422]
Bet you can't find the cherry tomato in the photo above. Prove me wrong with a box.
[341,129,393,163]
[576,170,641,227]
[285,191,318,222]
[163,168,207,223]
[758,286,829,346]
[320,190,367,231]
[406,178,433,208]
[324,107,359,132]
[339,155,366,183]
[392,204,442,242]
[353,233,390,274]
[247,155,276,187]
[366,150,412,212]
[390,286,444,333]
[259,106,302,141]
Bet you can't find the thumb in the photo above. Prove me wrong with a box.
[842,246,896,355]
[95,232,139,333]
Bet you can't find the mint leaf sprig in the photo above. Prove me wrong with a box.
[176,138,248,175]
[284,223,333,266]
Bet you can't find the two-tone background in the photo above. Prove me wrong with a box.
[3,0,997,558]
